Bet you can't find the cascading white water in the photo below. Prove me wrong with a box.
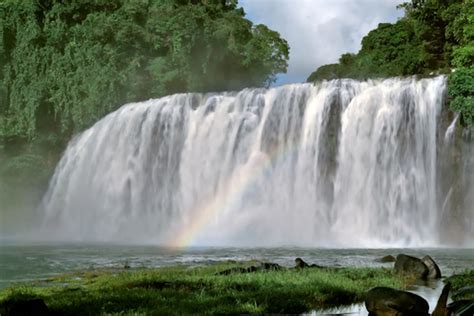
[444,113,460,143]
[41,76,460,247]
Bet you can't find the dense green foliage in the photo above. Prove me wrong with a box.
[308,0,473,80]
[307,0,474,128]
[0,0,289,219]
[446,269,474,300]
[307,20,429,80]
[449,68,474,126]
[0,264,405,315]
[448,0,474,127]
[0,0,288,141]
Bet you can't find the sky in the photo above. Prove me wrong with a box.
[239,0,405,85]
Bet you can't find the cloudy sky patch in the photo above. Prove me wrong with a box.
[239,0,404,85]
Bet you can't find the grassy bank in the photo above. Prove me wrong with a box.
[0,262,406,315]
[447,269,474,300]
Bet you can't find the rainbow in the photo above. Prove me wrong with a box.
[167,87,325,248]
[167,143,299,248]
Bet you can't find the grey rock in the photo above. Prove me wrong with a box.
[394,254,429,279]
[295,257,310,269]
[260,262,284,271]
[365,287,429,316]
[217,262,283,275]
[421,255,441,279]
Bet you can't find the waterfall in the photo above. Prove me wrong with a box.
[444,113,459,143]
[41,76,466,247]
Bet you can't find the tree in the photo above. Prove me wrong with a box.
[306,0,473,128]
[448,0,474,127]
[0,0,289,142]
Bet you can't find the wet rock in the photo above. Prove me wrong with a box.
[365,287,429,316]
[310,263,323,268]
[432,282,450,316]
[294,257,323,269]
[217,266,255,275]
[376,255,396,263]
[260,262,284,271]
[394,254,429,279]
[447,300,474,316]
[421,255,441,279]
[4,298,49,316]
[295,257,310,269]
[217,262,283,275]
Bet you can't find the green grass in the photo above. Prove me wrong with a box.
[446,269,474,300]
[0,263,406,315]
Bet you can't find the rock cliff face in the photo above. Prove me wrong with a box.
[38,76,473,247]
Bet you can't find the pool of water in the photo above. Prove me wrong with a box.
[0,243,472,313]
[308,279,448,315]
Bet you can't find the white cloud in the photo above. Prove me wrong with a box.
[239,0,405,84]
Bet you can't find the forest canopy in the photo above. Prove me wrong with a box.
[307,0,473,127]
[0,0,289,142]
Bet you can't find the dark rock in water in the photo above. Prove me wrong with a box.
[217,262,284,275]
[260,262,283,271]
[376,255,396,263]
[447,300,474,316]
[4,298,49,316]
[393,253,441,280]
[365,287,429,316]
[295,257,310,269]
[432,282,450,316]
[310,263,323,268]
[394,254,429,279]
[217,266,254,275]
[294,257,323,269]
[421,255,441,279]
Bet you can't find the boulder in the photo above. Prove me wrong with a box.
[309,263,323,268]
[217,262,283,275]
[421,255,441,279]
[260,262,284,271]
[218,266,256,275]
[294,258,323,269]
[394,254,429,279]
[365,287,429,316]
[376,255,396,263]
[4,298,49,316]
[295,257,310,269]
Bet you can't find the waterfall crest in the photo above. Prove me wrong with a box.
[41,76,471,247]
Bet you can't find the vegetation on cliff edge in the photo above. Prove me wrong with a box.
[307,0,474,128]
